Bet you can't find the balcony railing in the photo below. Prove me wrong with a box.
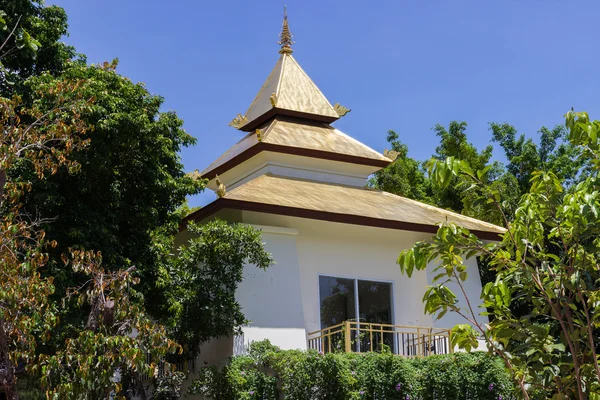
[307,321,452,357]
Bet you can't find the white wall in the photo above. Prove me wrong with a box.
[185,211,491,357]
[238,212,488,347]
[235,227,307,353]
[293,221,434,334]
[239,214,438,336]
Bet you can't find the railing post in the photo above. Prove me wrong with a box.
[428,328,432,356]
[344,320,352,353]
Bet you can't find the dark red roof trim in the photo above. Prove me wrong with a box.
[202,142,391,181]
[240,108,338,132]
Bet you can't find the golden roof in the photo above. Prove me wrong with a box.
[190,174,505,237]
[231,11,343,131]
[187,11,505,241]
[238,53,340,130]
[202,117,392,178]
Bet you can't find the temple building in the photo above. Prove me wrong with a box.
[179,11,503,368]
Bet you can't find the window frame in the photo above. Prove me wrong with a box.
[317,273,396,332]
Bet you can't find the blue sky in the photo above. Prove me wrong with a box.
[50,0,599,207]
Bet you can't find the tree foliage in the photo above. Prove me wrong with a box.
[40,251,180,400]
[165,220,273,358]
[490,122,584,193]
[0,72,92,398]
[0,2,272,398]
[372,120,583,227]
[20,60,204,341]
[431,121,496,213]
[398,110,600,399]
[369,130,432,203]
[0,0,78,96]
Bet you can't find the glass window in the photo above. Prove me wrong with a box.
[319,276,356,329]
[358,280,393,352]
[319,276,394,352]
[357,280,392,325]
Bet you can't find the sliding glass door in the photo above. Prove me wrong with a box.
[319,276,393,352]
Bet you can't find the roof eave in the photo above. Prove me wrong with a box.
[239,108,339,132]
[201,142,392,181]
[180,198,505,241]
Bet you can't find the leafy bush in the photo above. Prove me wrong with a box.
[152,371,186,400]
[189,340,514,400]
[413,353,514,400]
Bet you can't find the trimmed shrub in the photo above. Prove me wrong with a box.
[189,340,514,399]
[413,353,513,400]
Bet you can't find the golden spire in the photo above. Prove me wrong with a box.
[278,6,294,54]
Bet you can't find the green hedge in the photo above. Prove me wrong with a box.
[190,340,514,400]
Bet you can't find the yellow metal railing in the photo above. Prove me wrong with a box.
[307,321,452,357]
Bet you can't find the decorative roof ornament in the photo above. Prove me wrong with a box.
[215,174,227,198]
[383,149,400,161]
[269,92,278,107]
[278,6,294,54]
[256,129,263,141]
[333,103,351,117]
[229,113,248,129]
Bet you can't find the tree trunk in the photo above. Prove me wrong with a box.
[0,169,5,206]
[0,318,18,400]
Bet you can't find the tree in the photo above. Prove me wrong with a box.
[0,74,92,398]
[0,0,78,96]
[0,5,91,397]
[369,130,432,203]
[40,251,180,399]
[0,2,273,397]
[163,220,273,358]
[397,110,600,399]
[19,60,203,349]
[430,121,494,212]
[429,121,519,226]
[490,122,584,193]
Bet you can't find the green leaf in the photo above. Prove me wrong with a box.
[450,324,479,352]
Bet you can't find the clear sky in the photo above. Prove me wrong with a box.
[50,0,599,207]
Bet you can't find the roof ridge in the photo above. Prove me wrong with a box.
[260,119,278,141]
[242,55,285,124]
[275,54,287,97]
[226,173,270,196]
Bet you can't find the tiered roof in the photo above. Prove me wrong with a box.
[186,10,505,239]
[188,174,505,239]
[202,117,390,180]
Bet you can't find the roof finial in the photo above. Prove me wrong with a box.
[278,6,294,54]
